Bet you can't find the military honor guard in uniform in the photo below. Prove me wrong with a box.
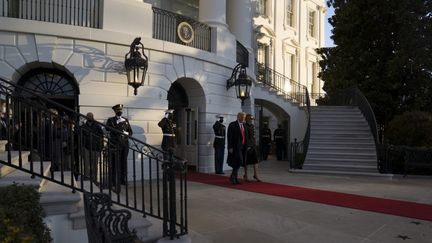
[213,114,226,174]
[158,109,176,154]
[261,122,272,160]
[274,124,286,160]
[106,104,133,187]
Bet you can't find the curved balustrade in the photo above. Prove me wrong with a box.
[0,77,187,238]
[255,62,308,106]
[0,0,102,28]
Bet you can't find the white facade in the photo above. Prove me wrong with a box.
[253,0,326,97]
[0,0,324,174]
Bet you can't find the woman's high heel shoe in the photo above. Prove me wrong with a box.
[253,175,262,182]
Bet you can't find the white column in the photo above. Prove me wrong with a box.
[103,0,153,38]
[199,0,228,29]
[226,0,253,50]
[199,0,236,60]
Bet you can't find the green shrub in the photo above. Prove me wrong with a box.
[0,185,51,243]
[385,111,432,147]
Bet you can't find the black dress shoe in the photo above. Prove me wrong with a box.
[234,178,241,185]
[229,177,236,184]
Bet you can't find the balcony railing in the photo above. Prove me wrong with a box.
[256,62,308,106]
[0,0,102,28]
[152,7,211,52]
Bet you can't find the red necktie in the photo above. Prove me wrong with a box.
[240,123,245,144]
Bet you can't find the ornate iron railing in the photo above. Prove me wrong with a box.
[152,7,211,52]
[256,62,308,106]
[0,0,102,28]
[289,88,311,169]
[0,77,188,238]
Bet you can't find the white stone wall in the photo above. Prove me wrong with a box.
[253,0,326,95]
[0,0,309,173]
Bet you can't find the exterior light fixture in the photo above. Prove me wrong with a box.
[226,64,252,105]
[125,37,148,95]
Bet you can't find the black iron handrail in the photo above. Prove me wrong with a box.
[152,7,211,52]
[0,0,102,28]
[256,62,308,106]
[323,86,379,165]
[0,77,188,238]
[289,88,311,169]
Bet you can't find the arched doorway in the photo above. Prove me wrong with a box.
[17,68,79,113]
[167,78,205,171]
[255,99,291,160]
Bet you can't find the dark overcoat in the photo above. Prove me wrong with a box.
[226,120,248,168]
[245,122,259,165]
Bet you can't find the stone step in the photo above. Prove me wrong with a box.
[311,126,371,132]
[0,140,7,152]
[309,141,375,147]
[304,156,377,165]
[312,114,364,119]
[311,109,362,114]
[311,106,358,110]
[311,121,368,126]
[39,171,81,216]
[0,161,51,187]
[290,168,390,177]
[0,151,31,177]
[302,163,378,173]
[308,146,376,153]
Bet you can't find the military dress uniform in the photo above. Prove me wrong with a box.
[213,115,226,174]
[106,104,133,187]
[273,126,286,160]
[158,109,176,153]
[261,125,272,160]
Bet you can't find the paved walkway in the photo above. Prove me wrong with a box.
[186,158,432,243]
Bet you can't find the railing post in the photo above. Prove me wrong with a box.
[168,149,177,239]
[162,149,178,239]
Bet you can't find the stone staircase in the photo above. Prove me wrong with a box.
[302,106,380,175]
[0,141,160,243]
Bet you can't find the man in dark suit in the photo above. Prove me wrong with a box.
[213,114,226,174]
[227,112,247,185]
[106,104,133,186]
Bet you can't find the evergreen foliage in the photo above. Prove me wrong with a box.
[0,185,51,243]
[385,111,432,146]
[318,0,432,125]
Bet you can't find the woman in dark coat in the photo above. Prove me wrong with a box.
[243,114,261,182]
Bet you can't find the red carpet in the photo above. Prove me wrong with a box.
[187,172,432,221]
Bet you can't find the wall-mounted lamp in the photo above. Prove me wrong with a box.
[226,64,252,105]
[125,37,148,95]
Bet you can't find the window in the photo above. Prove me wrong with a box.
[257,0,267,16]
[286,0,293,27]
[284,53,293,79]
[308,10,316,37]
[257,43,270,66]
